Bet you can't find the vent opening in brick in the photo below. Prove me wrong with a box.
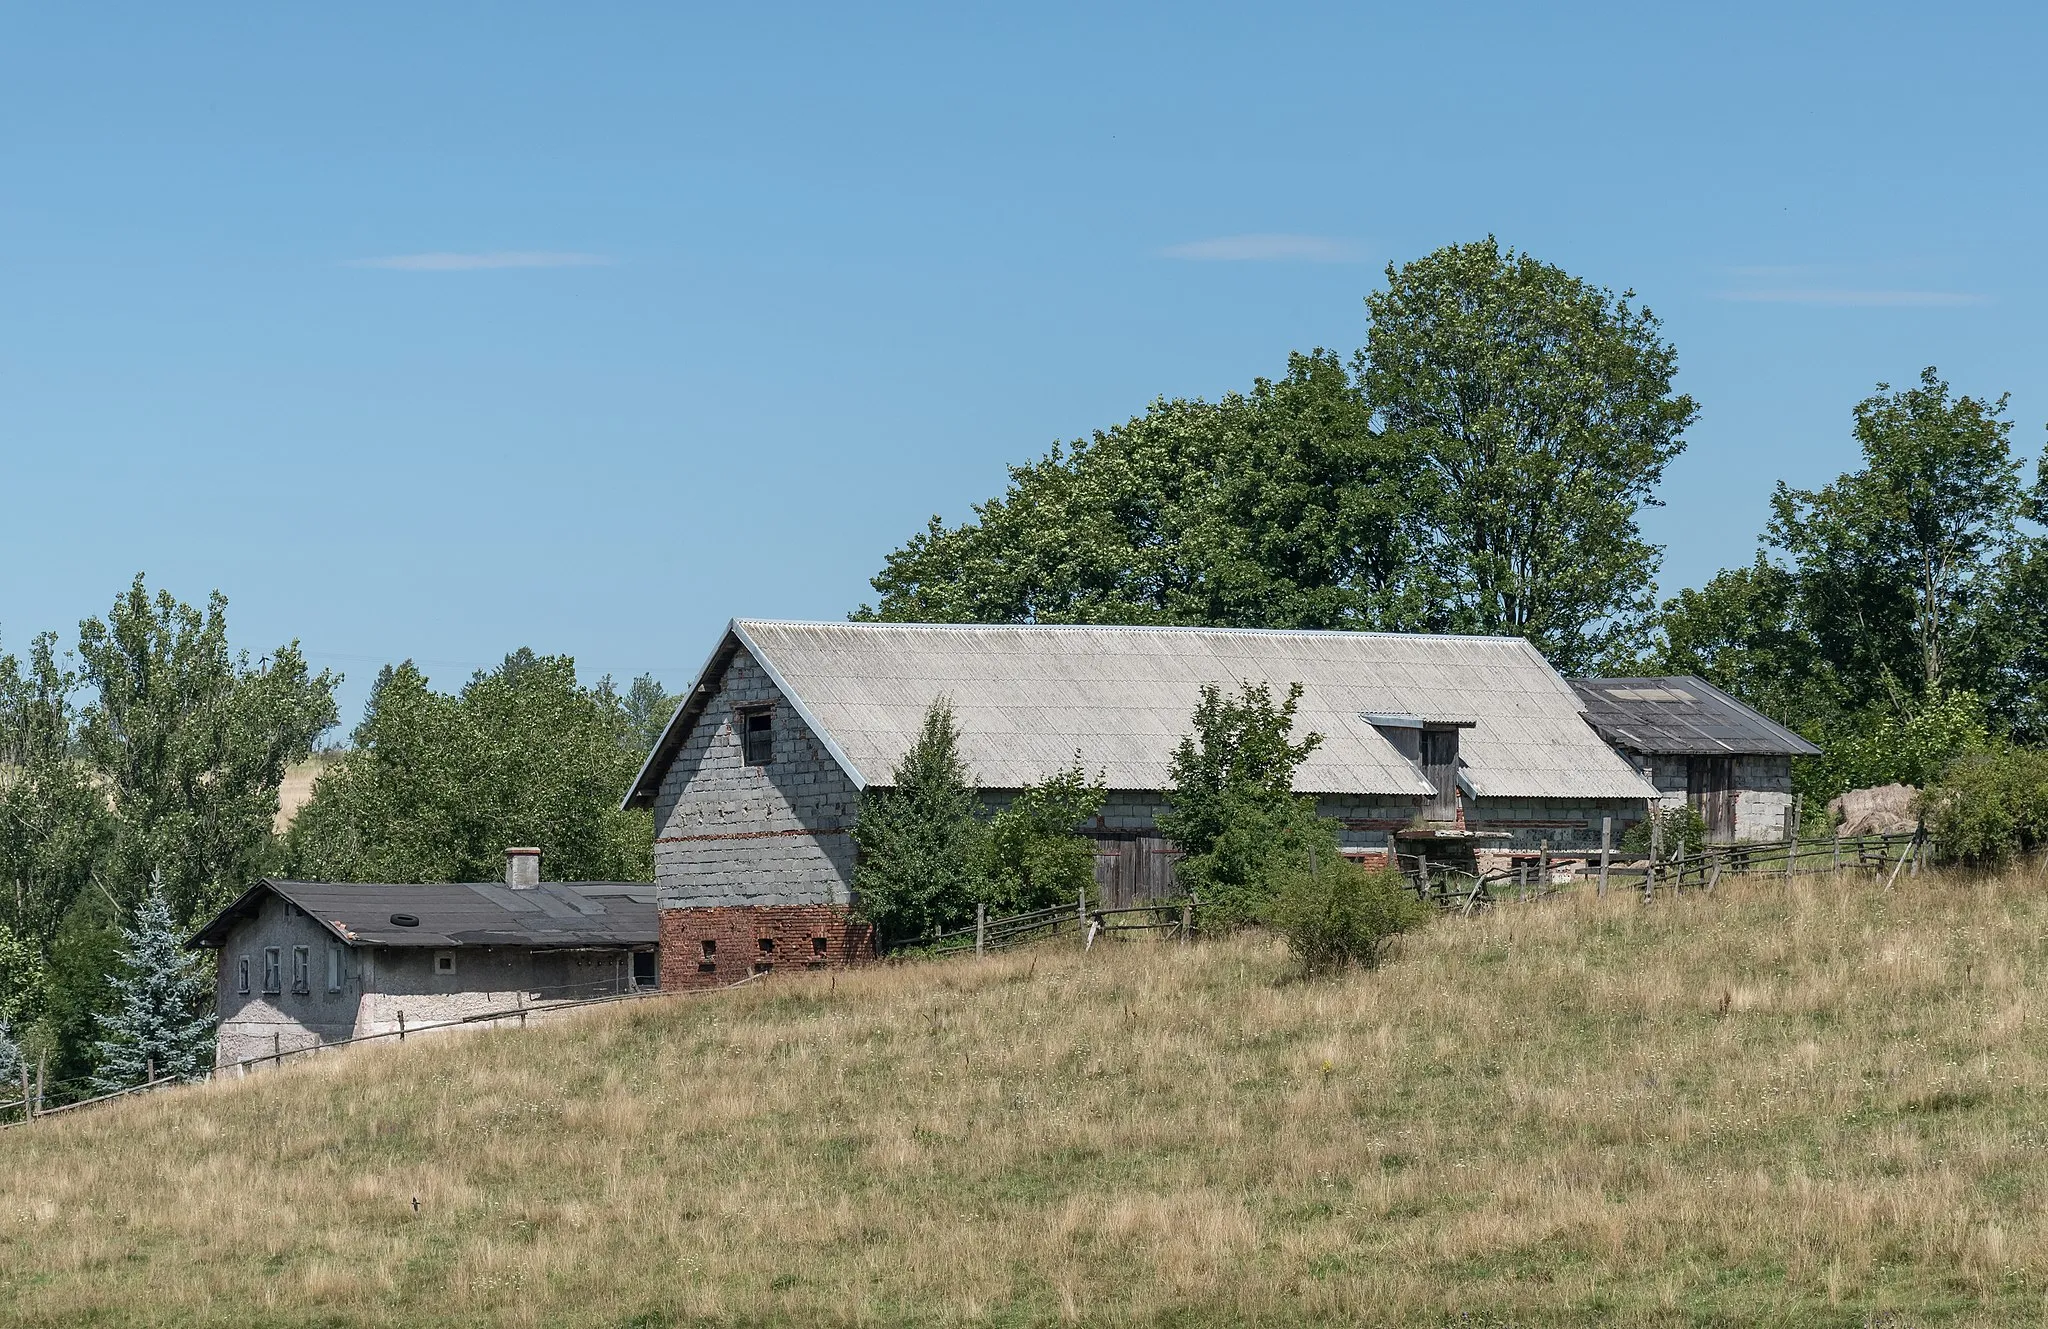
[700,938,716,957]
[812,936,828,956]
[741,708,774,765]
[752,961,772,975]
[758,937,775,953]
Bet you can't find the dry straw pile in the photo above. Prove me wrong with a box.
[3,868,2044,1325]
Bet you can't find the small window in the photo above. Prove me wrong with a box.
[752,961,772,975]
[812,936,828,956]
[632,951,657,988]
[263,948,282,994]
[238,956,251,994]
[435,950,457,975]
[327,945,345,992]
[758,937,775,954]
[741,708,774,765]
[700,939,716,957]
[291,946,311,994]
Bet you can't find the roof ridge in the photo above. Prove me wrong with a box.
[736,618,1535,645]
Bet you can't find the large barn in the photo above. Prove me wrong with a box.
[623,620,1659,986]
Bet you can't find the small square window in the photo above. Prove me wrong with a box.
[238,956,251,994]
[741,709,774,765]
[758,937,775,954]
[435,951,457,975]
[700,939,716,957]
[262,948,281,994]
[291,946,311,994]
[811,936,828,956]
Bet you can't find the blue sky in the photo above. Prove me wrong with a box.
[3,3,2043,732]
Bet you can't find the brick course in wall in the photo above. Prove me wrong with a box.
[658,904,875,991]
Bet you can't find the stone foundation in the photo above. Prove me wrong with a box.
[658,904,875,990]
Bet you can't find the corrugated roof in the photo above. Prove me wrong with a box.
[1568,675,1821,757]
[189,880,659,950]
[628,620,1657,804]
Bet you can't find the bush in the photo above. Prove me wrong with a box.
[1620,805,1708,857]
[979,763,1106,916]
[1923,745,2048,866]
[1268,854,1429,977]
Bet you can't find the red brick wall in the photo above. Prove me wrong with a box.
[658,905,876,990]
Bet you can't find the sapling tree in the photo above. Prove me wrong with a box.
[851,699,989,944]
[89,881,215,1093]
[980,761,1106,915]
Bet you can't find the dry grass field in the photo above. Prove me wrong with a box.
[4,868,2047,1326]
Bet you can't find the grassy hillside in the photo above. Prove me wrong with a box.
[3,869,2045,1326]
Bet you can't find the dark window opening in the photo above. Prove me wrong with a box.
[238,957,251,994]
[697,960,716,974]
[291,945,311,995]
[758,937,775,953]
[700,939,716,957]
[812,936,828,956]
[741,708,774,765]
[752,961,772,975]
[262,947,281,994]
[633,951,657,988]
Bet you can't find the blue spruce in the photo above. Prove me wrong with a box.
[90,882,215,1093]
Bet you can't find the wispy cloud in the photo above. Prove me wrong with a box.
[1161,233,1364,263]
[348,251,613,272]
[1715,288,1988,307]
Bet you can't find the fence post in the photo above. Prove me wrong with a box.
[1077,886,1087,950]
[1785,794,1801,883]
[1180,901,1192,945]
[35,1051,45,1117]
[1673,833,1685,894]
[1647,812,1662,901]
[1598,816,1611,899]
[1538,840,1550,896]
[1832,832,1841,875]
[976,902,987,957]
[16,1059,29,1125]
[398,1010,406,1042]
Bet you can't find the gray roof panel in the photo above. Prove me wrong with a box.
[628,621,1658,805]
[189,880,658,950]
[1568,676,1822,757]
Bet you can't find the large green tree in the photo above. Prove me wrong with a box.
[850,699,988,943]
[1764,368,2021,703]
[284,651,651,884]
[76,576,338,923]
[860,351,1426,629]
[1356,238,1698,671]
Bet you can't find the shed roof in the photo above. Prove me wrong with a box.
[625,620,1658,806]
[189,879,659,950]
[1568,676,1821,757]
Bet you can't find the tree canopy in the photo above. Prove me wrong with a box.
[283,651,651,885]
[860,239,1697,674]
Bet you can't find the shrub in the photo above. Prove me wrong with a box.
[1161,681,1329,924]
[1268,853,1429,977]
[1620,805,1709,857]
[851,699,988,945]
[1923,745,2048,866]
[979,763,1106,915]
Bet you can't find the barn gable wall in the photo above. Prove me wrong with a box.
[651,646,861,909]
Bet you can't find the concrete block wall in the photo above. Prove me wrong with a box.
[659,904,875,991]
[1465,798,1649,853]
[212,894,364,1067]
[652,647,861,909]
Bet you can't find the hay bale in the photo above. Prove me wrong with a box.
[1828,783,1919,836]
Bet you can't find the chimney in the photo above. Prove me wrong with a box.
[504,847,542,889]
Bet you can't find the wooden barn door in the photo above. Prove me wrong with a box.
[1092,836,1181,908]
[1687,757,1737,843]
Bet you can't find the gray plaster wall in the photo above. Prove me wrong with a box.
[652,647,862,909]
[1639,753,1795,842]
[211,893,365,1067]
[1464,798,1649,852]
[351,946,636,1039]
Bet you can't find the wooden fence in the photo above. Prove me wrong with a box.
[0,970,765,1130]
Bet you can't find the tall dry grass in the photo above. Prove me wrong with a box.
[3,868,2046,1325]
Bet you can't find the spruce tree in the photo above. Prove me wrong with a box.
[851,699,988,944]
[89,882,214,1093]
